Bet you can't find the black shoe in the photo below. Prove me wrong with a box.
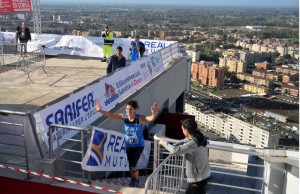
[101,57,107,62]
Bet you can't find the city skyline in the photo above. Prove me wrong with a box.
[41,0,299,8]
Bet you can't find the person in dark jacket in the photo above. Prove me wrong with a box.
[17,22,31,57]
[159,119,210,194]
[15,26,21,55]
[106,46,126,74]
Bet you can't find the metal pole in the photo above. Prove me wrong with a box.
[0,23,3,56]
[48,126,53,158]
[81,130,84,182]
[22,116,31,180]
[87,128,92,183]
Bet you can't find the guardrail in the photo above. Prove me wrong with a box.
[145,134,284,194]
[0,43,47,82]
[48,124,91,182]
[0,110,31,179]
[160,43,180,69]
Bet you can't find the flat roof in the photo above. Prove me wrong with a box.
[0,55,107,112]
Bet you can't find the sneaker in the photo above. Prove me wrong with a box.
[101,57,107,62]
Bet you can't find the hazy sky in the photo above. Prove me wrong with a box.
[41,0,298,8]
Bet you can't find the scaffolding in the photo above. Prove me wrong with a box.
[31,0,42,34]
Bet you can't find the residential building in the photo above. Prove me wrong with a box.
[219,56,247,73]
[239,51,274,66]
[265,72,282,81]
[252,69,266,77]
[185,103,280,148]
[186,50,200,62]
[238,73,273,87]
[276,45,288,56]
[223,49,240,57]
[148,30,155,38]
[255,62,270,70]
[192,61,224,88]
[275,66,299,75]
[281,85,299,96]
[113,31,123,37]
[252,44,262,52]
[243,84,269,94]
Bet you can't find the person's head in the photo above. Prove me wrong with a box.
[21,22,26,28]
[181,119,198,137]
[126,100,139,117]
[16,26,21,32]
[115,46,123,56]
[134,35,140,42]
[105,26,109,32]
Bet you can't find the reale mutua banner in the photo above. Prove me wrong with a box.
[81,127,151,171]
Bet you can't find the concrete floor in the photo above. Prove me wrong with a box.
[0,55,107,112]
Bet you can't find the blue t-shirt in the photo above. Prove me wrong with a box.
[130,41,140,62]
[124,114,144,148]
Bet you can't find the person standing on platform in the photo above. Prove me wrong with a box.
[95,100,159,187]
[106,46,126,74]
[17,22,31,57]
[101,26,114,62]
[15,26,21,55]
[159,119,210,194]
[129,35,145,62]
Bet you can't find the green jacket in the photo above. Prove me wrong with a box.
[102,31,114,45]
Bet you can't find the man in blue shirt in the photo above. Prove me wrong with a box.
[129,36,145,62]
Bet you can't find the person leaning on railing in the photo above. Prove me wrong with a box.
[95,100,158,187]
[159,119,210,194]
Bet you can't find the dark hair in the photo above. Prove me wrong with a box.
[135,35,140,39]
[181,119,198,134]
[16,26,21,31]
[116,46,123,52]
[127,100,139,109]
[105,26,109,29]
[182,119,207,147]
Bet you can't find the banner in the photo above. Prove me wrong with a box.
[1,32,175,58]
[33,50,164,150]
[0,0,32,13]
[81,127,151,171]
[141,39,176,55]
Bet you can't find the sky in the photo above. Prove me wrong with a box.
[41,0,299,8]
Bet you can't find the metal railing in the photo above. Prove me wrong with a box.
[0,43,47,82]
[48,124,91,182]
[145,134,274,194]
[0,110,30,179]
[160,43,180,69]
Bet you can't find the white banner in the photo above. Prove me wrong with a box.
[33,50,164,150]
[81,127,150,171]
[141,39,176,55]
[1,32,176,58]
[1,32,16,44]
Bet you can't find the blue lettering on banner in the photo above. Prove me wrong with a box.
[143,41,166,49]
[106,134,126,153]
[104,155,128,168]
[104,93,119,106]
[46,92,95,133]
